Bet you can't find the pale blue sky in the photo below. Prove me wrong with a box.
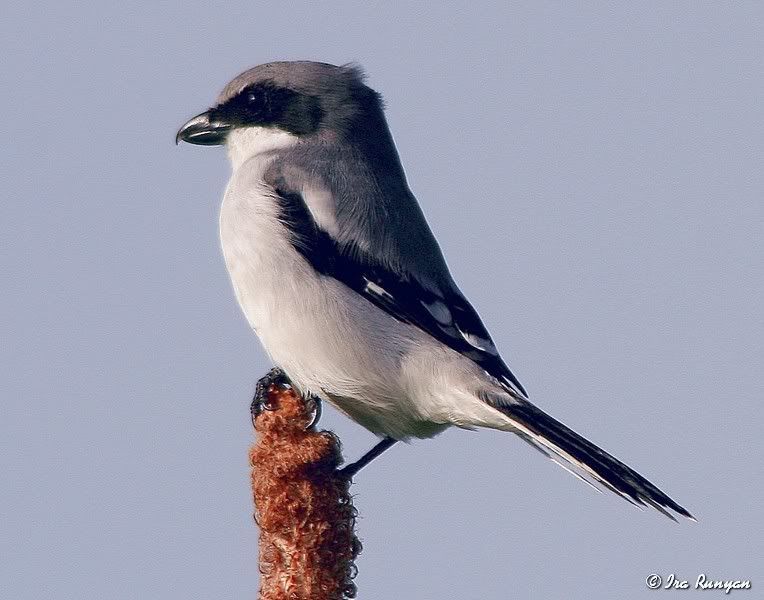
[2,2,762,598]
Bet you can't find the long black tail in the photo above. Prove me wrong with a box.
[492,399,694,521]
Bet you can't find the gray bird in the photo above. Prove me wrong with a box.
[177,61,692,520]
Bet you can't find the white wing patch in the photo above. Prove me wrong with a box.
[456,325,498,355]
[421,299,452,325]
[364,278,394,300]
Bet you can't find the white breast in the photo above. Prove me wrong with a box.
[219,154,303,339]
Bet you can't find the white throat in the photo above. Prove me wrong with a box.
[225,126,299,170]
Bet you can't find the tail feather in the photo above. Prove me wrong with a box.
[492,399,694,522]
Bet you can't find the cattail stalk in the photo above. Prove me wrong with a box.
[249,382,360,600]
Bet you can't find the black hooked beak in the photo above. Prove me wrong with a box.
[175,110,232,146]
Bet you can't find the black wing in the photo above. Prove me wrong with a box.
[276,187,527,399]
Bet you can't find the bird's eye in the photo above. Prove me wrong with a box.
[247,91,257,103]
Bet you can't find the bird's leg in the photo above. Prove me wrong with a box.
[338,437,398,479]
[250,367,322,430]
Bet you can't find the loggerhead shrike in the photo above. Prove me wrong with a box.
[177,61,692,521]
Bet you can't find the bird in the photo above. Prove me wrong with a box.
[177,60,693,521]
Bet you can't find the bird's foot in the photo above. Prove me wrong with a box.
[250,367,291,425]
[250,367,322,430]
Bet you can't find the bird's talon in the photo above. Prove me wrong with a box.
[305,395,323,430]
[251,367,291,424]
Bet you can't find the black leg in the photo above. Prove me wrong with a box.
[338,437,398,479]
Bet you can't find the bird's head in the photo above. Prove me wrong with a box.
[176,61,381,167]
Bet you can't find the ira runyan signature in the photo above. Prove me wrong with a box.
[646,573,752,593]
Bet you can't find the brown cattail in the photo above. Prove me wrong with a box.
[250,381,361,600]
